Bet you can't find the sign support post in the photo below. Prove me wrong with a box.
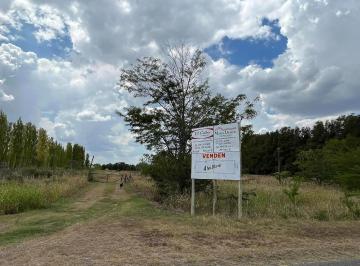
[238,121,242,219]
[191,179,195,216]
[212,180,217,216]
[191,122,242,218]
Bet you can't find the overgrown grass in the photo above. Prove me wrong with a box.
[0,175,88,215]
[128,175,360,220]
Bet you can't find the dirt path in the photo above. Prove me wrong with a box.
[1,180,360,266]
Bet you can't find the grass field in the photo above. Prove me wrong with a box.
[0,171,359,265]
[128,174,359,221]
[0,173,88,215]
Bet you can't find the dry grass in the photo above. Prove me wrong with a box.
[1,175,360,265]
[0,174,88,214]
[128,174,356,220]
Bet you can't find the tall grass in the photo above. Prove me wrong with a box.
[0,175,87,214]
[128,175,358,220]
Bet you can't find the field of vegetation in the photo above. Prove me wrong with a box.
[0,172,88,215]
[129,174,360,221]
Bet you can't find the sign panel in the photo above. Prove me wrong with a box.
[191,122,241,180]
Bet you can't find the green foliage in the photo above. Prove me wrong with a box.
[242,114,360,175]
[8,118,24,168]
[296,136,360,190]
[283,176,302,205]
[0,175,87,215]
[0,110,87,171]
[296,149,332,184]
[145,152,191,197]
[0,111,11,164]
[119,45,257,195]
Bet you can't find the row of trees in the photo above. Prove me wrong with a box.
[101,162,136,171]
[242,114,360,175]
[0,111,89,169]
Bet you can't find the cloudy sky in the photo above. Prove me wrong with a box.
[0,0,359,164]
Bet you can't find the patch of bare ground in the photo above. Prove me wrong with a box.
[1,208,360,264]
[1,178,360,265]
[70,183,107,211]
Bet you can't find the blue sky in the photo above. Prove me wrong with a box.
[0,0,359,164]
[205,19,287,68]
[2,22,73,59]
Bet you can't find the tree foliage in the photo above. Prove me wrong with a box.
[242,114,360,175]
[119,45,258,195]
[0,110,87,170]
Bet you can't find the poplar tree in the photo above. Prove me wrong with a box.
[23,122,37,166]
[0,111,10,164]
[65,143,73,168]
[36,128,49,167]
[9,118,24,168]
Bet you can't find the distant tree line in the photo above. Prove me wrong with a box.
[101,162,136,171]
[242,114,360,189]
[0,111,89,169]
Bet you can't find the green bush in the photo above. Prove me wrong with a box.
[283,176,302,205]
[147,152,210,199]
[296,137,360,190]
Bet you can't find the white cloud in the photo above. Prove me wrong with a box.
[0,0,359,163]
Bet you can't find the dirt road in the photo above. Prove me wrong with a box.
[1,178,360,265]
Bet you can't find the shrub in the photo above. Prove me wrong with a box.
[283,176,302,205]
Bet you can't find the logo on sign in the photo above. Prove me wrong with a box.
[215,126,237,137]
[192,128,213,139]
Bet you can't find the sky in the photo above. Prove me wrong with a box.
[0,0,359,164]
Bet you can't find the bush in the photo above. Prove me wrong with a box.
[283,176,302,205]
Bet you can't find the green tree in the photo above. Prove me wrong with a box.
[296,149,332,184]
[8,118,24,168]
[119,44,257,194]
[23,122,37,166]
[85,153,90,168]
[36,128,49,167]
[72,144,85,168]
[65,143,73,168]
[0,111,11,164]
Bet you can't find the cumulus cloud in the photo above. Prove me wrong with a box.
[0,0,359,162]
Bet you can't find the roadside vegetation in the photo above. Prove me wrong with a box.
[0,111,91,215]
[0,174,87,215]
[128,174,360,221]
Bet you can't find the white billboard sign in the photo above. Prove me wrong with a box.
[191,122,241,180]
